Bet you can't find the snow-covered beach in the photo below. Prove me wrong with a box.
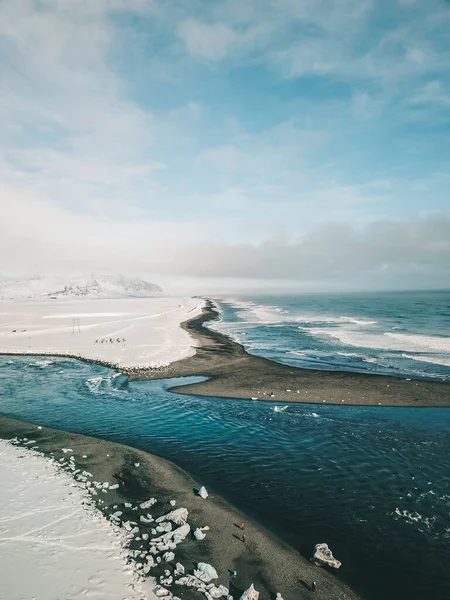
[0,297,204,369]
[0,438,154,600]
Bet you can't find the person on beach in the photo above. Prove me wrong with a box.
[232,570,238,578]
[240,522,245,530]
[311,581,316,592]
[242,533,246,543]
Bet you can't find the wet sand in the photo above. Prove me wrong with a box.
[0,416,358,600]
[132,301,450,407]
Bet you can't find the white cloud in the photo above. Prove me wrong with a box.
[409,81,450,107]
[176,20,239,61]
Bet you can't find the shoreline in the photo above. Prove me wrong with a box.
[2,299,450,406]
[132,300,450,407]
[0,415,359,600]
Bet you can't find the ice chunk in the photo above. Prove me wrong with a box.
[197,486,208,499]
[163,551,175,563]
[194,528,206,540]
[194,562,218,583]
[140,514,154,524]
[168,523,190,545]
[240,584,259,600]
[156,522,172,533]
[312,542,341,569]
[207,586,225,599]
[153,585,170,596]
[140,498,157,509]
[156,507,188,526]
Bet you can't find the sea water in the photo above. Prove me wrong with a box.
[210,290,450,380]
[0,349,449,599]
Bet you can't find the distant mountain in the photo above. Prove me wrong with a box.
[0,275,162,300]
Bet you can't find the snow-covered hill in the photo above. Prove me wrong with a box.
[0,275,162,300]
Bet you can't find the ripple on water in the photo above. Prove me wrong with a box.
[0,356,450,600]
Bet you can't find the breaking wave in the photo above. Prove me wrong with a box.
[221,298,377,327]
[214,293,450,378]
[85,373,129,393]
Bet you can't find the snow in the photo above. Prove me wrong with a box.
[0,297,204,368]
[0,274,162,300]
[0,439,155,600]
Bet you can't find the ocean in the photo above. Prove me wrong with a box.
[0,291,449,600]
[210,291,450,381]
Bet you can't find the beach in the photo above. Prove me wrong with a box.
[0,297,204,369]
[0,416,359,600]
[133,301,450,407]
[1,296,449,406]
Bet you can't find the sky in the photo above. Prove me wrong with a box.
[1,0,450,292]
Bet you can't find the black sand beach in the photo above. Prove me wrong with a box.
[0,416,358,600]
[131,301,450,407]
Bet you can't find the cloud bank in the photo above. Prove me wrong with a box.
[1,0,449,291]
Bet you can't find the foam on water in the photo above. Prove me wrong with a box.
[402,353,450,367]
[86,373,128,393]
[213,292,450,379]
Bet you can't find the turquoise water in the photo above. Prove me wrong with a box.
[1,355,450,600]
[211,291,450,380]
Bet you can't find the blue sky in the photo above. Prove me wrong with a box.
[1,0,450,291]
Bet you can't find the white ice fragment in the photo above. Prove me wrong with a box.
[140,514,154,524]
[240,584,259,600]
[125,503,132,508]
[153,585,170,596]
[109,483,119,490]
[312,543,341,569]
[156,522,172,533]
[169,500,176,506]
[61,448,73,453]
[134,463,140,467]
[194,528,206,540]
[207,586,225,599]
[175,563,185,576]
[163,551,175,563]
[102,482,109,489]
[156,507,188,526]
[140,498,157,509]
[197,486,208,499]
[160,574,173,586]
[194,563,218,583]
[217,586,229,597]
[37,426,42,430]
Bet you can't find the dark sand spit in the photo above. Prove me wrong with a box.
[0,416,359,600]
[132,301,450,407]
